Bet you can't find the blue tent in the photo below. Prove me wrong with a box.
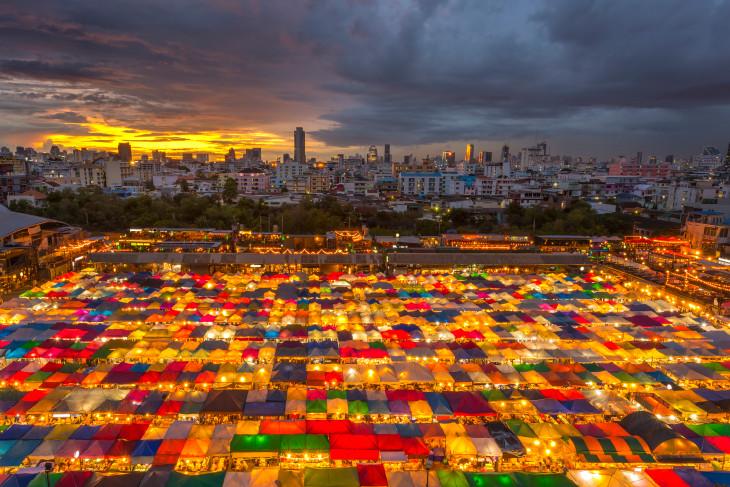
[0,440,41,467]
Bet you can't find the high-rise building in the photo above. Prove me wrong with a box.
[245,148,262,161]
[384,144,391,165]
[294,127,306,164]
[117,142,132,162]
[478,151,492,163]
[367,145,378,164]
[152,150,166,163]
[225,148,236,162]
[442,151,456,165]
[665,155,674,163]
[501,145,510,161]
[636,151,643,165]
[725,144,730,164]
[465,144,475,163]
[49,145,61,158]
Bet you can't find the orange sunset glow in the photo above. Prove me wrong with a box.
[40,120,290,158]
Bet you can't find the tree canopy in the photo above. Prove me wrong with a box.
[9,188,633,236]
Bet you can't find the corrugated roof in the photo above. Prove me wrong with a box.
[0,205,60,239]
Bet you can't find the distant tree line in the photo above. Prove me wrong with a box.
[9,187,633,236]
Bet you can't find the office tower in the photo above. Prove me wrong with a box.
[637,151,643,165]
[501,145,510,161]
[442,151,456,165]
[367,145,378,164]
[226,148,236,162]
[649,155,657,164]
[465,144,475,163]
[294,127,306,163]
[117,142,132,162]
[244,148,262,160]
[384,144,391,164]
[725,144,730,164]
[478,151,492,163]
[152,150,166,163]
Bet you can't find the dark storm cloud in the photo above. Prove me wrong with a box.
[43,111,88,123]
[0,0,729,156]
[0,60,104,81]
[311,0,730,154]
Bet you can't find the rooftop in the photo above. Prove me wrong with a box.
[0,205,63,240]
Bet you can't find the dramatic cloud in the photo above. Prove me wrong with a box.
[0,0,728,158]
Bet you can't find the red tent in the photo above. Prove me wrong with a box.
[56,471,94,487]
[330,434,379,460]
[306,420,352,435]
[376,434,404,451]
[645,469,691,487]
[357,464,388,486]
[403,437,430,457]
[260,420,306,435]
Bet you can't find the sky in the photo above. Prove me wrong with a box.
[1,0,730,160]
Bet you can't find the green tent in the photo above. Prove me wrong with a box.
[581,363,602,372]
[327,390,346,400]
[437,469,469,487]
[503,419,536,438]
[481,389,507,401]
[513,473,577,487]
[27,473,62,487]
[303,467,359,487]
[687,423,730,437]
[280,434,329,453]
[348,400,369,416]
[466,472,518,487]
[230,434,281,457]
[165,471,225,487]
[306,400,327,414]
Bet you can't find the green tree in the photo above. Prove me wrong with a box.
[222,177,238,203]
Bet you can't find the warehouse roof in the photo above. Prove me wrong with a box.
[0,205,64,239]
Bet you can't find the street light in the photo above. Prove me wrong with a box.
[425,453,434,487]
[44,462,52,487]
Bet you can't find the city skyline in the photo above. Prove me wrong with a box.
[1,1,730,159]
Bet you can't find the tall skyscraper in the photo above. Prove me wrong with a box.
[367,145,378,163]
[725,144,730,164]
[384,144,391,164]
[245,148,262,160]
[154,151,167,163]
[442,151,456,165]
[501,145,510,161]
[465,144,475,163]
[118,142,132,162]
[294,127,306,163]
[636,151,643,165]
